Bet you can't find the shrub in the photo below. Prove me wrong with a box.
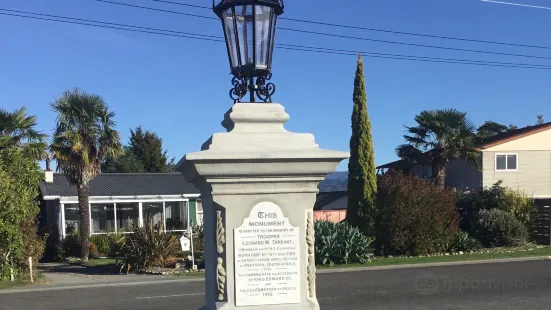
[314,221,374,266]
[457,181,534,233]
[451,231,481,252]
[121,218,180,273]
[89,233,125,257]
[376,171,459,256]
[89,242,100,259]
[472,209,528,247]
[0,149,46,280]
[90,235,110,257]
[503,188,534,229]
[60,232,80,259]
[191,224,204,252]
[163,256,179,269]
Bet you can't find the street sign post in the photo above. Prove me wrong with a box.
[182,226,196,271]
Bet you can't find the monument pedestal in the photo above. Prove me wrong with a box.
[178,103,348,310]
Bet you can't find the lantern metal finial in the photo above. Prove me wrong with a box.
[214,0,284,104]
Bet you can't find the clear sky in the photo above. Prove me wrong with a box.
[1,0,550,171]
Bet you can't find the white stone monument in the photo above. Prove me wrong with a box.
[177,102,348,310]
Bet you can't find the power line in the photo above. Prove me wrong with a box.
[0,12,224,42]
[2,10,551,70]
[151,0,210,10]
[481,0,551,10]
[1,9,222,40]
[92,0,551,60]
[148,0,551,50]
[3,8,550,69]
[95,0,217,21]
[277,27,551,61]
[7,7,550,69]
[277,43,551,68]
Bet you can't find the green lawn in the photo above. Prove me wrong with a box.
[0,280,32,290]
[65,247,551,273]
[171,271,206,278]
[68,258,120,268]
[318,246,551,269]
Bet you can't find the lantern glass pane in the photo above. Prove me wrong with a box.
[223,9,238,68]
[268,12,278,69]
[246,5,254,67]
[235,5,254,68]
[255,5,272,69]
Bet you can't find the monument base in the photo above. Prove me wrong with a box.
[201,300,319,310]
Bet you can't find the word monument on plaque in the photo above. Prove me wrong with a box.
[234,202,301,307]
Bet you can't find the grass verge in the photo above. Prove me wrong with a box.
[0,280,32,290]
[68,258,120,268]
[171,271,205,278]
[318,246,551,269]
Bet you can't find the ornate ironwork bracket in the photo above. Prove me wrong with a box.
[229,73,276,104]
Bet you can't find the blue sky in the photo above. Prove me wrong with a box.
[1,0,550,171]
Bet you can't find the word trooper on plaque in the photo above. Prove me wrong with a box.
[234,201,301,307]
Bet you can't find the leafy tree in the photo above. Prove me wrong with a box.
[0,107,48,159]
[50,88,122,260]
[102,146,145,173]
[102,126,174,173]
[0,148,45,280]
[347,55,377,236]
[508,124,518,130]
[396,109,479,187]
[476,121,510,141]
[536,114,544,125]
[128,126,173,172]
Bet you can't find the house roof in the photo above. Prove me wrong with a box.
[477,122,551,149]
[314,191,347,210]
[39,173,199,198]
[377,122,551,168]
[377,149,435,170]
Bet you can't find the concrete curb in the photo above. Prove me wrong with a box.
[317,255,551,274]
[0,277,205,294]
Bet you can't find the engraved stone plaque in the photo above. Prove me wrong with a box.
[234,201,301,307]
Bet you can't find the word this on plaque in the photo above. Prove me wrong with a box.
[234,201,301,307]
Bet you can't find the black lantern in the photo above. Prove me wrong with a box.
[213,0,284,103]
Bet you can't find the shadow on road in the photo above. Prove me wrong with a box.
[39,263,121,276]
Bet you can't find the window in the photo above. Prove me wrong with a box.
[495,154,517,171]
[165,201,188,231]
[196,200,204,225]
[143,202,163,228]
[91,203,115,233]
[116,203,139,232]
[64,204,79,235]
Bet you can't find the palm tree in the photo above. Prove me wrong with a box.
[396,109,479,187]
[0,107,48,159]
[50,88,122,260]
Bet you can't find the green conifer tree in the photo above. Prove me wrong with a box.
[347,55,377,236]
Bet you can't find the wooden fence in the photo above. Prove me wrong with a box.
[313,210,346,223]
[533,199,551,245]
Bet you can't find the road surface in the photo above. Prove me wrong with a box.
[2,259,551,309]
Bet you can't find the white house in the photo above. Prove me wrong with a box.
[39,172,203,240]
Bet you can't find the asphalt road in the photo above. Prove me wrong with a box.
[2,259,551,309]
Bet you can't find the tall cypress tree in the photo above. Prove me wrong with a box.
[347,55,377,236]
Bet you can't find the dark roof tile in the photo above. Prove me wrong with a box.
[314,191,347,210]
[39,173,199,197]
